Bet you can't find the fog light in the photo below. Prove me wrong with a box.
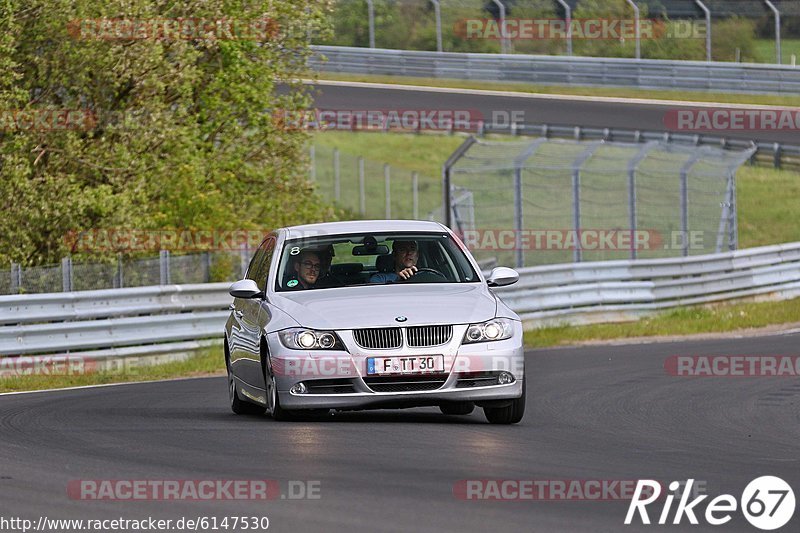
[497,372,514,385]
[290,382,308,394]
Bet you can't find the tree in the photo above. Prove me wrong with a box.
[0,0,337,265]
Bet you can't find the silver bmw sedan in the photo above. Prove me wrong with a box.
[224,220,525,424]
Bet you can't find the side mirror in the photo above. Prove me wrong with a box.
[229,279,263,299]
[486,267,519,287]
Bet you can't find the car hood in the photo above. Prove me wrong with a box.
[271,283,497,329]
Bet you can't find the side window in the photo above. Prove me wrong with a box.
[245,249,265,283]
[250,236,276,292]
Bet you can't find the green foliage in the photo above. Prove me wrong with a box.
[0,0,341,266]
[712,17,757,62]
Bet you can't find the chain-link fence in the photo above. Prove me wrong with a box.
[1,251,248,295]
[444,137,756,267]
[310,144,442,221]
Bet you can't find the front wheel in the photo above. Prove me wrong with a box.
[266,358,294,421]
[483,379,525,424]
[228,370,265,415]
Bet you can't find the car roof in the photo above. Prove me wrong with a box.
[283,220,449,240]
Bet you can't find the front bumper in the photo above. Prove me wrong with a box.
[266,322,525,410]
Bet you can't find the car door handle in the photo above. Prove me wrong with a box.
[234,310,243,319]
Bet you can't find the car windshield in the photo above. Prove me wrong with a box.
[275,232,479,291]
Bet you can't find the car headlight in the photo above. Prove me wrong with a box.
[462,318,514,344]
[278,328,344,350]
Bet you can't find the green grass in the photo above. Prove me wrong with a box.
[738,165,800,247]
[315,72,800,107]
[0,346,225,393]
[753,38,800,65]
[525,296,800,348]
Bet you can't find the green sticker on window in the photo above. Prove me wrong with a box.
[287,279,298,287]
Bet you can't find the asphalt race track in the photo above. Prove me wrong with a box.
[2,331,799,532]
[309,82,797,145]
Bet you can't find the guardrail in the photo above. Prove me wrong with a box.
[311,45,800,95]
[2,241,800,364]
[0,284,231,366]
[493,241,800,326]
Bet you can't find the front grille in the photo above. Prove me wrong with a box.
[406,325,453,347]
[455,372,501,388]
[305,379,356,394]
[364,374,448,393]
[353,328,402,349]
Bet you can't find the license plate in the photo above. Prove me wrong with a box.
[366,355,445,375]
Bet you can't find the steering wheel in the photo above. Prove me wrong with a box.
[397,267,447,282]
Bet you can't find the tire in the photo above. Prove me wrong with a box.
[228,369,265,416]
[439,402,475,416]
[265,356,295,421]
[483,379,525,424]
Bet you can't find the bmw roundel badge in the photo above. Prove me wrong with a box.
[395,316,407,322]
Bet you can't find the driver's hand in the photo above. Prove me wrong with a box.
[398,266,418,280]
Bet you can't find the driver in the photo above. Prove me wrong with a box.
[370,240,418,283]
[286,250,329,290]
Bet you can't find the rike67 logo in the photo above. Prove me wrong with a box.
[625,477,795,530]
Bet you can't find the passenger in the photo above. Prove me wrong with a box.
[286,250,325,290]
[369,240,419,283]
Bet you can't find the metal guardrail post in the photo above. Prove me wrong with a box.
[412,171,419,220]
[571,143,602,263]
[625,0,641,59]
[626,141,659,260]
[678,148,710,257]
[384,164,391,218]
[10,263,20,294]
[491,0,508,55]
[694,0,711,62]
[512,139,547,268]
[430,0,442,53]
[358,156,366,217]
[773,143,782,169]
[159,250,171,285]
[309,145,316,182]
[333,148,340,201]
[240,246,249,279]
[366,0,375,49]
[61,257,73,292]
[442,137,478,229]
[730,170,739,250]
[203,252,211,283]
[764,0,782,64]
[117,254,124,289]
[554,0,572,56]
